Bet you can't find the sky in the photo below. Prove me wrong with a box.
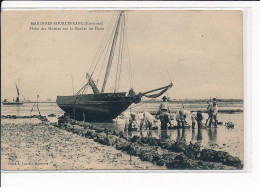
[1,10,243,101]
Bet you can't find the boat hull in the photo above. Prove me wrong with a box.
[2,102,23,105]
[56,93,139,122]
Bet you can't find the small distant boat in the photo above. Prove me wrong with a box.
[2,101,23,105]
[2,84,24,105]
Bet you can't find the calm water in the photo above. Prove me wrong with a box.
[1,102,244,161]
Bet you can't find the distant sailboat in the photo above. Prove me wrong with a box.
[2,84,24,105]
[56,11,173,122]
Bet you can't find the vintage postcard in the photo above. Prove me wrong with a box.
[1,9,244,171]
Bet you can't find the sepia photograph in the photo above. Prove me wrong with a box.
[1,9,244,171]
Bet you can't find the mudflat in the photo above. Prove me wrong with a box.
[1,123,165,170]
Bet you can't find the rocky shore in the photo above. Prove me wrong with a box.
[56,115,242,170]
[1,114,243,170]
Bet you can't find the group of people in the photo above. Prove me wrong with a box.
[125,111,158,131]
[157,96,219,130]
[126,96,219,131]
[157,96,189,130]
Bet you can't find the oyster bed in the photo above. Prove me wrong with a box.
[55,115,243,170]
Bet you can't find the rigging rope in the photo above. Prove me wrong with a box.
[90,13,120,78]
[75,83,89,95]
[82,11,134,94]
[87,12,118,76]
[96,34,112,84]
[77,12,119,95]
[124,14,134,89]
[81,84,88,95]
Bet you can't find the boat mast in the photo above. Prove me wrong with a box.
[101,11,124,93]
[15,84,20,102]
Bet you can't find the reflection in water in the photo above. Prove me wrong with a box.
[174,128,187,142]
[126,131,130,139]
[192,129,196,142]
[148,130,153,138]
[87,117,238,157]
[140,130,144,138]
[16,106,21,116]
[160,129,168,141]
[197,127,202,144]
[181,128,186,142]
[127,131,133,140]
[176,129,181,142]
[125,129,160,140]
[208,127,217,145]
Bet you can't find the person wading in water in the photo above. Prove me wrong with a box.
[196,110,204,129]
[176,109,188,128]
[157,96,172,130]
[207,98,218,127]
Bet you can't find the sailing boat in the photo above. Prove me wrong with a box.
[2,84,24,105]
[56,11,173,122]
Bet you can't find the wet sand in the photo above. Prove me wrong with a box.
[1,123,165,170]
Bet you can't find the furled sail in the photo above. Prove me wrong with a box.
[139,83,173,99]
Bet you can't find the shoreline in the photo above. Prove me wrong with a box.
[15,99,243,104]
[0,107,244,121]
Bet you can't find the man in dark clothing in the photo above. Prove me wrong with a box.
[196,111,204,129]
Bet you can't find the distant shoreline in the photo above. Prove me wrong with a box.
[142,99,243,104]
[24,102,57,103]
[24,99,243,104]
